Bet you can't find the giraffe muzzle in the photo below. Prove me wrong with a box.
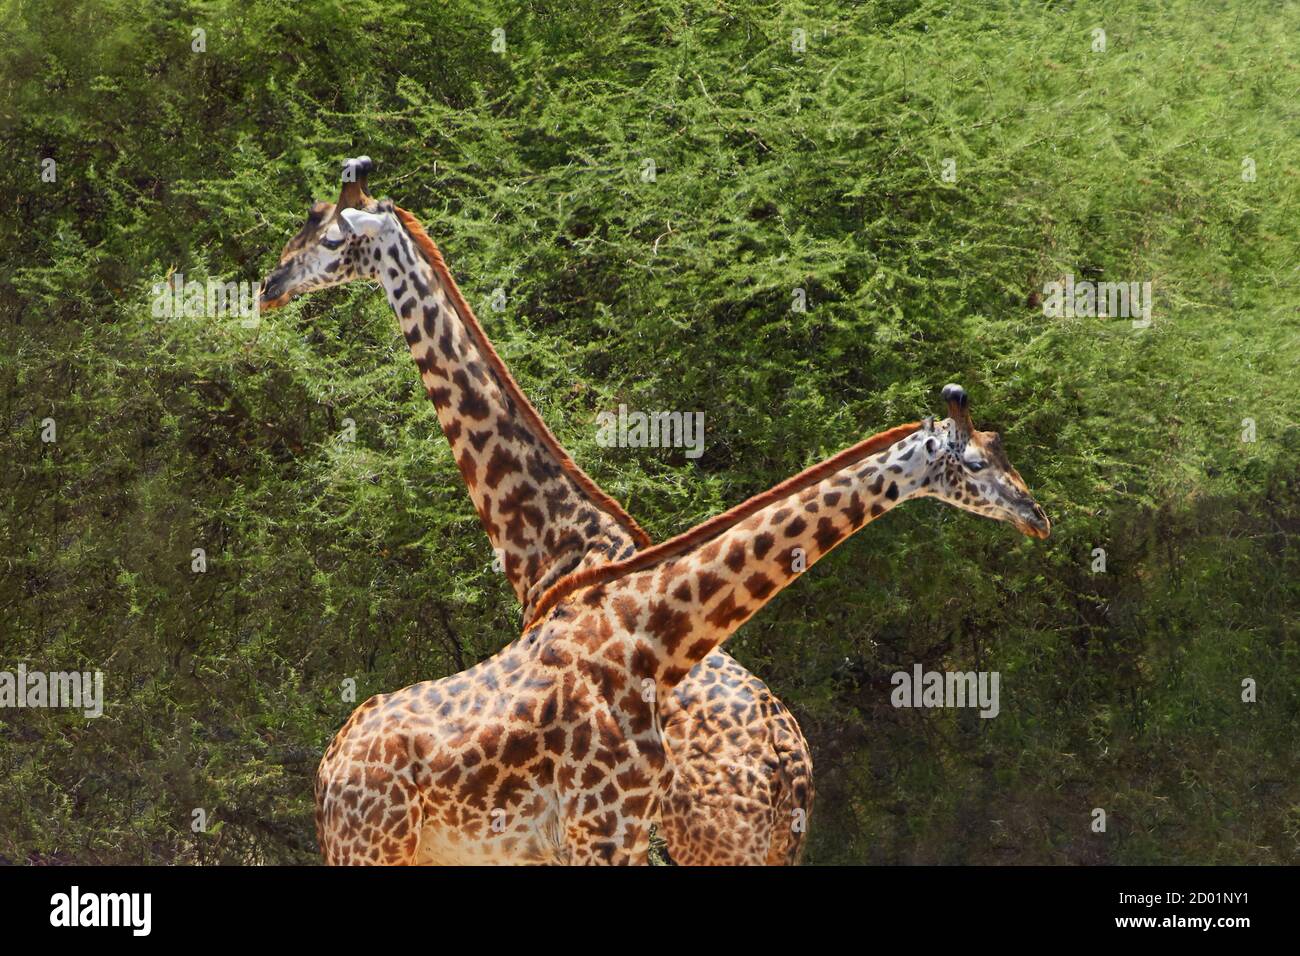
[1015,502,1051,540]
[258,268,292,311]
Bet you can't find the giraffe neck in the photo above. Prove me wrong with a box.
[568,424,932,688]
[376,215,648,615]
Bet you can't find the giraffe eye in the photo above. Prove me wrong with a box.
[967,460,986,472]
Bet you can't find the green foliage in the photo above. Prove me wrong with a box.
[1,0,1297,863]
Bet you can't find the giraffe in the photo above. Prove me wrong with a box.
[308,362,1049,863]
[259,157,813,864]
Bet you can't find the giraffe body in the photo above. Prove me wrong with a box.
[263,164,816,864]
[316,648,812,865]
[313,394,1047,864]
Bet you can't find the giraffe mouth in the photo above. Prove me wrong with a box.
[1013,508,1051,540]
[258,264,297,312]
[258,291,291,312]
[258,278,293,312]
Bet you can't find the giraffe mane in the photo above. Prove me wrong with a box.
[393,204,653,551]
[525,420,925,630]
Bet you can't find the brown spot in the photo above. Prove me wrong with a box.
[645,600,693,655]
[813,516,841,554]
[535,758,554,787]
[543,727,566,754]
[456,449,478,488]
[578,658,626,701]
[685,638,713,660]
[704,590,750,630]
[743,571,776,599]
[661,666,688,687]
[785,516,807,538]
[453,370,491,419]
[570,721,592,760]
[623,793,651,818]
[500,730,538,768]
[512,697,536,722]
[628,641,658,680]
[845,492,866,527]
[484,445,522,490]
[616,765,652,791]
[538,690,558,724]
[618,691,653,733]
[724,539,747,573]
[458,765,499,811]
[476,724,503,759]
[775,546,802,575]
[697,571,724,602]
[613,595,641,632]
[415,347,437,374]
[540,644,571,667]
[495,773,529,808]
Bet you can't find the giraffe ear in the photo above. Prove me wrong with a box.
[339,207,386,237]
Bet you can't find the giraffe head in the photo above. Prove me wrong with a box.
[258,156,401,311]
[910,384,1051,539]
